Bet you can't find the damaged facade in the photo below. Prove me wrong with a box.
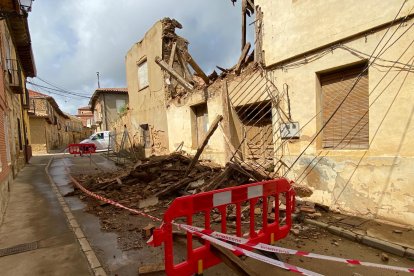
[120,0,414,225]
[253,0,414,225]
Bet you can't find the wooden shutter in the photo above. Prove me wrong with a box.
[321,64,369,149]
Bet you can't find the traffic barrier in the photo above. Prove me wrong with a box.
[68,143,96,156]
[150,178,295,276]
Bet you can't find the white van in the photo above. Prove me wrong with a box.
[80,131,113,150]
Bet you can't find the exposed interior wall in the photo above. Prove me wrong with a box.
[255,0,414,66]
[126,20,169,155]
[166,82,227,165]
[268,19,414,225]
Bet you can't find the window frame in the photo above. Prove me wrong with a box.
[137,59,149,91]
[319,62,369,150]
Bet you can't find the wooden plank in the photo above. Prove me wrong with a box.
[184,115,223,177]
[241,0,247,51]
[182,51,210,84]
[235,42,251,75]
[168,42,177,67]
[177,50,192,82]
[138,263,165,274]
[210,243,258,276]
[155,56,194,91]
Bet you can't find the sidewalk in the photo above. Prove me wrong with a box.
[300,205,414,259]
[0,155,92,276]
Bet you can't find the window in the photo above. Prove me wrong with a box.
[116,99,126,114]
[137,60,149,89]
[96,133,104,140]
[320,63,369,149]
[191,103,208,148]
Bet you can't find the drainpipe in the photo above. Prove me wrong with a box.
[103,94,108,131]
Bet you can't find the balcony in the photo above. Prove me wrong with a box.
[5,59,23,94]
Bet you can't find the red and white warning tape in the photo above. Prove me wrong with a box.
[61,157,414,275]
[182,224,414,274]
[179,224,323,276]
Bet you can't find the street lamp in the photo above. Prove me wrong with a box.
[19,0,33,13]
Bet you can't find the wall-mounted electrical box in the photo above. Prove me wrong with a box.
[280,122,300,139]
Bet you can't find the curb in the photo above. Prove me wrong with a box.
[45,156,107,276]
[304,218,414,259]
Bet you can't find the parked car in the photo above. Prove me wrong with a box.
[80,131,113,150]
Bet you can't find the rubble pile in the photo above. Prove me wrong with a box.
[74,153,259,206]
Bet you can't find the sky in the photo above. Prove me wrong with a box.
[26,0,254,114]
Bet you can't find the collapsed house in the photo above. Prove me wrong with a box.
[120,0,414,226]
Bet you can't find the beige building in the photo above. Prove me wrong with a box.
[89,88,128,132]
[123,2,414,225]
[252,0,414,225]
[0,0,36,224]
[28,90,83,152]
[125,18,229,159]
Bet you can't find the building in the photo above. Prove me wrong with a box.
[75,106,94,128]
[28,90,83,152]
[89,88,128,132]
[251,0,414,224]
[123,1,414,225]
[0,0,36,223]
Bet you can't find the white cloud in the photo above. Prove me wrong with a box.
[28,0,254,114]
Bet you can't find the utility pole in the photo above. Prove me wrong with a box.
[96,72,100,88]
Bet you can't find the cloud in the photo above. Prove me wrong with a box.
[28,0,255,114]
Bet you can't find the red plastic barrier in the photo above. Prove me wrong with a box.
[151,178,295,275]
[68,143,96,156]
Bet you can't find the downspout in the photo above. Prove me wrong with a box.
[103,94,108,131]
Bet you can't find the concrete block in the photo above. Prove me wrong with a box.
[84,250,102,269]
[78,237,92,252]
[304,219,328,229]
[362,236,405,256]
[74,227,85,239]
[69,218,80,229]
[339,229,357,241]
[327,225,343,235]
[93,267,107,276]
[405,248,414,260]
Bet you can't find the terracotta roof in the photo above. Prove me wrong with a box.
[28,90,47,98]
[78,105,91,110]
[89,87,128,109]
[28,89,69,119]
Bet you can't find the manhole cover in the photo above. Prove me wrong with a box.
[0,241,38,257]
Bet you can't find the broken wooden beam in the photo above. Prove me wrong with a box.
[241,0,247,51]
[182,51,210,84]
[184,115,223,177]
[235,42,251,75]
[155,56,194,91]
[168,42,177,67]
[177,50,193,82]
[138,263,165,274]
[216,65,230,73]
[210,243,258,276]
